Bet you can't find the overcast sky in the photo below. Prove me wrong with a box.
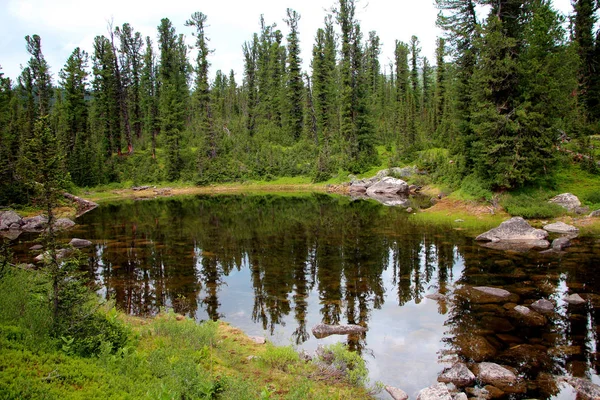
[0,0,575,84]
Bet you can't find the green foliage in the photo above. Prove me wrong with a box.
[459,174,493,201]
[500,193,564,219]
[316,342,369,387]
[261,343,300,371]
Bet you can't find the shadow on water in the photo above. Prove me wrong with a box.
[10,193,600,398]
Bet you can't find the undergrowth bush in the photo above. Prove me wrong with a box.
[261,343,300,371]
[316,342,369,387]
[501,194,564,218]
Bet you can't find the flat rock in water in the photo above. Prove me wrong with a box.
[552,237,571,251]
[0,210,22,230]
[563,377,600,400]
[531,299,555,314]
[476,217,548,245]
[438,362,476,387]
[473,362,526,394]
[565,293,586,305]
[366,177,409,196]
[385,385,409,400]
[311,323,367,339]
[416,383,452,400]
[508,305,547,327]
[454,334,497,362]
[549,193,581,211]
[69,238,92,248]
[456,286,518,304]
[543,221,579,234]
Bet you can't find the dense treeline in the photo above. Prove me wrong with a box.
[1,0,599,205]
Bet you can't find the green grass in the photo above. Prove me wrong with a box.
[0,267,374,400]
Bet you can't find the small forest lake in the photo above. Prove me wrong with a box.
[11,194,600,399]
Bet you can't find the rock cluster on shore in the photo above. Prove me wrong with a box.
[0,210,76,240]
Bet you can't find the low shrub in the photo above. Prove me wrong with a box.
[501,194,564,219]
[261,343,300,371]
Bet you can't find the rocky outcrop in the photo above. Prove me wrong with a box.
[549,193,581,211]
[0,211,22,230]
[476,217,549,251]
[54,218,75,230]
[438,363,476,387]
[416,383,453,400]
[543,221,579,234]
[311,323,367,339]
[348,169,418,207]
[472,362,526,394]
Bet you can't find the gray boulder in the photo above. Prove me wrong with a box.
[366,177,409,196]
[565,293,586,305]
[543,221,579,234]
[417,383,452,400]
[21,215,48,232]
[476,217,548,243]
[549,193,581,211]
[590,209,600,218]
[473,362,526,394]
[69,238,92,248]
[438,362,476,387]
[530,299,555,314]
[311,323,367,339]
[552,236,571,251]
[0,211,22,230]
[385,386,409,400]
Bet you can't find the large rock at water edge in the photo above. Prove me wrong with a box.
[473,362,526,394]
[543,221,579,234]
[549,193,581,211]
[416,383,452,400]
[476,217,548,242]
[552,237,572,251]
[438,362,476,387]
[0,211,22,230]
[366,177,409,196]
[311,323,367,339]
[456,286,518,304]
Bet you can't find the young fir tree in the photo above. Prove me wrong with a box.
[157,18,188,180]
[243,34,259,136]
[140,36,160,158]
[58,47,94,186]
[285,8,304,141]
[116,23,144,141]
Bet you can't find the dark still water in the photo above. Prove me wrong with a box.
[11,194,600,399]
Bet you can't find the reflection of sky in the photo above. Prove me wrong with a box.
[191,247,462,397]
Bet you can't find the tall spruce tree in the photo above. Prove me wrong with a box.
[285,8,304,141]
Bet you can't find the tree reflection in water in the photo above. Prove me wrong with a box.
[26,194,599,399]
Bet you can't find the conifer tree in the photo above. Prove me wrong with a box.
[140,36,159,157]
[285,8,304,141]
